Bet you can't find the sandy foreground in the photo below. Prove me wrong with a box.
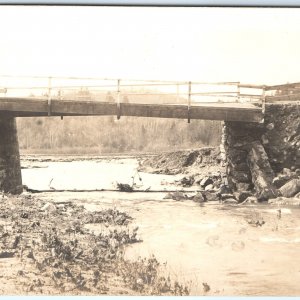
[0,193,190,296]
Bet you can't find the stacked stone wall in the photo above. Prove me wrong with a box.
[222,103,300,198]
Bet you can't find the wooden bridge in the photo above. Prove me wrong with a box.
[0,76,299,123]
[0,75,299,194]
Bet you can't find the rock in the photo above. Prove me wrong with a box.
[240,196,258,204]
[266,123,274,130]
[268,197,300,206]
[282,168,292,176]
[204,184,214,191]
[295,192,300,198]
[40,202,57,212]
[230,170,251,183]
[220,193,235,200]
[202,191,219,202]
[219,184,232,194]
[261,135,269,145]
[163,191,188,201]
[200,177,213,188]
[235,182,251,191]
[193,175,203,185]
[247,141,279,200]
[180,176,194,187]
[223,198,238,204]
[272,175,291,188]
[279,179,300,198]
[192,192,205,203]
[234,191,253,203]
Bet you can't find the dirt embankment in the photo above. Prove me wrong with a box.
[139,147,223,175]
[0,194,189,295]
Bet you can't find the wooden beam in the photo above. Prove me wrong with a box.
[0,97,263,122]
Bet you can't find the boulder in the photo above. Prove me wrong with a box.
[235,182,251,191]
[163,191,188,201]
[279,179,300,198]
[234,191,253,203]
[247,141,279,200]
[273,175,291,188]
[200,177,213,188]
[180,176,194,187]
[202,191,219,202]
[192,192,205,203]
[205,184,214,191]
[223,198,238,204]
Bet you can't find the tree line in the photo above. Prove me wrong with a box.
[16,116,222,155]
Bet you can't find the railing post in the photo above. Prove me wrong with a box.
[117,79,121,120]
[188,81,191,123]
[48,77,52,116]
[237,82,240,102]
[261,85,266,121]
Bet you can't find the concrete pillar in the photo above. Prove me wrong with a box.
[0,115,23,194]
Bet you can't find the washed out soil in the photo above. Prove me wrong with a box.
[139,147,223,175]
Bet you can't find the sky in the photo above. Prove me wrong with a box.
[1,6,300,85]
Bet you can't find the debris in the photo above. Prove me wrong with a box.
[116,183,134,192]
[279,179,300,198]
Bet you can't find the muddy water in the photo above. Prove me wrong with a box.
[21,157,300,296]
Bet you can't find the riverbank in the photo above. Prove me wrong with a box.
[0,193,189,295]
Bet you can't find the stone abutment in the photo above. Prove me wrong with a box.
[0,116,23,194]
[222,103,300,200]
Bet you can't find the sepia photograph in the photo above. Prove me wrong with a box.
[0,4,300,296]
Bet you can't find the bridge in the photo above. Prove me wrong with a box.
[0,75,299,194]
[0,76,272,123]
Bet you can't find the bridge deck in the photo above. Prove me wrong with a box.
[0,97,263,122]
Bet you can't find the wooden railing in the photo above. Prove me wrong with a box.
[1,75,299,107]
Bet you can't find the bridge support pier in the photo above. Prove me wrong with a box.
[221,103,300,200]
[0,116,23,194]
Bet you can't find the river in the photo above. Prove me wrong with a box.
[21,156,300,296]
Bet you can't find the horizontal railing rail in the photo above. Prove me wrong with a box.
[0,76,265,105]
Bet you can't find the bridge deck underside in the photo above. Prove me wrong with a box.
[0,98,263,122]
